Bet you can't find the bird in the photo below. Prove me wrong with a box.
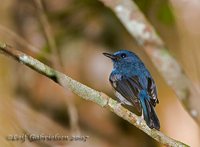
[103,50,160,130]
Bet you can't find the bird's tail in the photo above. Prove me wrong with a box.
[139,90,160,130]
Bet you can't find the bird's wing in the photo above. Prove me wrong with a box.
[109,74,142,113]
[147,77,159,107]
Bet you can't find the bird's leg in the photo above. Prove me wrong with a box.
[137,112,144,125]
[141,112,144,119]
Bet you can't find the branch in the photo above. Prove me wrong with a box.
[34,0,62,69]
[98,0,200,125]
[33,0,79,133]
[0,42,189,147]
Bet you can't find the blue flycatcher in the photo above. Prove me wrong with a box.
[103,50,160,130]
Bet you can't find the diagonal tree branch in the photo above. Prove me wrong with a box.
[98,0,200,125]
[33,0,62,69]
[0,42,189,147]
[33,0,80,134]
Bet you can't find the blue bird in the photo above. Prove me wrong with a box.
[103,50,160,130]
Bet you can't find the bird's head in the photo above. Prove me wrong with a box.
[103,50,140,68]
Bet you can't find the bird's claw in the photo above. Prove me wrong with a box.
[116,102,123,108]
[137,116,144,125]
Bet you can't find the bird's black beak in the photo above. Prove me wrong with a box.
[103,52,117,60]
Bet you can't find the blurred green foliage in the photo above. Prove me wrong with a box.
[157,2,174,25]
[134,0,175,25]
[134,0,153,13]
[48,0,126,49]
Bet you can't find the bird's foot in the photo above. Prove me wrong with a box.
[137,116,144,125]
[116,102,123,108]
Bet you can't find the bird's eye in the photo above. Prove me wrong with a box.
[121,53,127,58]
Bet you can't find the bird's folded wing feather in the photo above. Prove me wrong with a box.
[147,77,159,107]
[109,74,143,113]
